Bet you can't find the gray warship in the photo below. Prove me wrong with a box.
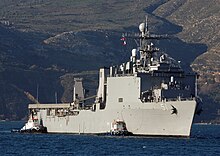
[21,17,201,137]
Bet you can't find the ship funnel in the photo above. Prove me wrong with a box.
[73,78,85,104]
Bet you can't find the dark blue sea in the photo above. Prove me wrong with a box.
[0,121,220,155]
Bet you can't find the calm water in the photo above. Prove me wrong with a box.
[0,121,220,156]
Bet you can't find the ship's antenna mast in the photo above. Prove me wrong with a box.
[122,15,169,69]
[55,92,58,104]
[145,15,149,36]
[139,15,170,68]
[37,84,39,102]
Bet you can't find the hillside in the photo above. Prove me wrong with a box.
[0,0,219,122]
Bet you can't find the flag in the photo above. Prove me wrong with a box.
[120,36,127,46]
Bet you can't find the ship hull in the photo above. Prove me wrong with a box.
[39,100,196,137]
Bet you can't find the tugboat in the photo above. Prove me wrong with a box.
[20,111,47,133]
[12,111,47,133]
[110,119,132,136]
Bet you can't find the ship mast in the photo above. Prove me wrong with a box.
[138,16,168,69]
[122,16,169,72]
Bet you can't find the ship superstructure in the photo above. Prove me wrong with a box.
[22,17,199,137]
